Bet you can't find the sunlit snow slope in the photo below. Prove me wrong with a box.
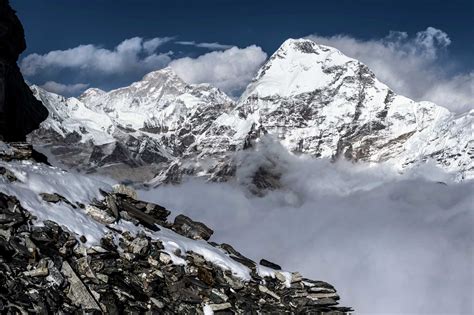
[32,39,473,185]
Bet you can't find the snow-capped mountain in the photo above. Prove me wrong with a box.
[162,38,473,183]
[31,39,473,186]
[30,68,234,181]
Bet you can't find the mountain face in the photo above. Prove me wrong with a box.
[30,68,234,181]
[158,39,473,185]
[31,39,473,186]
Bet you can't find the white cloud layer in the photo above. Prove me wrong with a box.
[139,140,474,315]
[170,45,267,95]
[41,81,90,95]
[20,37,173,76]
[20,28,472,106]
[307,27,473,113]
[20,38,266,97]
[176,41,234,50]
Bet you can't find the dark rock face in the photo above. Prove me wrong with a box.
[0,0,48,141]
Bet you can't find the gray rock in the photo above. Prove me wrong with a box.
[173,214,214,241]
[260,258,282,270]
[129,237,149,256]
[61,261,102,312]
[0,166,18,182]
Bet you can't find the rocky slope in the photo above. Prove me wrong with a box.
[0,142,351,314]
[31,39,473,187]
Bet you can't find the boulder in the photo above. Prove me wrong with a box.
[173,214,214,241]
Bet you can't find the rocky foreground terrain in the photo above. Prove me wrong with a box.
[0,142,351,314]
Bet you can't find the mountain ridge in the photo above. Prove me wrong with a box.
[31,38,473,187]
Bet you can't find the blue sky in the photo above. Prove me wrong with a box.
[11,0,473,111]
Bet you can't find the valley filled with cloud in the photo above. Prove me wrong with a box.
[139,142,473,314]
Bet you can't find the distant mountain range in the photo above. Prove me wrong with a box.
[31,38,474,188]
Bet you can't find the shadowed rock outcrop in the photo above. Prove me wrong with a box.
[0,0,48,141]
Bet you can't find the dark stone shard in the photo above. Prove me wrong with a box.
[306,297,339,306]
[173,214,214,241]
[218,243,242,257]
[40,193,61,203]
[144,202,171,221]
[105,195,120,221]
[0,209,24,226]
[0,166,17,181]
[219,243,256,270]
[229,255,256,270]
[185,276,210,289]
[39,193,76,208]
[61,260,102,311]
[119,199,160,231]
[259,259,282,270]
[197,266,215,286]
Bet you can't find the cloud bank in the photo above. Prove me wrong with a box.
[40,81,90,95]
[307,27,473,113]
[169,45,267,96]
[20,37,174,77]
[139,142,474,315]
[20,38,266,97]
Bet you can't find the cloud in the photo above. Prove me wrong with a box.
[138,140,474,315]
[170,45,267,96]
[20,37,266,97]
[143,37,174,54]
[307,27,473,113]
[176,40,234,50]
[20,37,173,77]
[41,81,89,95]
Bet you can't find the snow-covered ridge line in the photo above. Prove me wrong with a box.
[31,38,473,186]
[191,38,472,182]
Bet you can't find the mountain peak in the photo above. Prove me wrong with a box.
[79,87,106,102]
[141,66,182,82]
[242,38,359,99]
[278,38,321,54]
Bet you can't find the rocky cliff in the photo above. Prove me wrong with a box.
[0,0,48,141]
